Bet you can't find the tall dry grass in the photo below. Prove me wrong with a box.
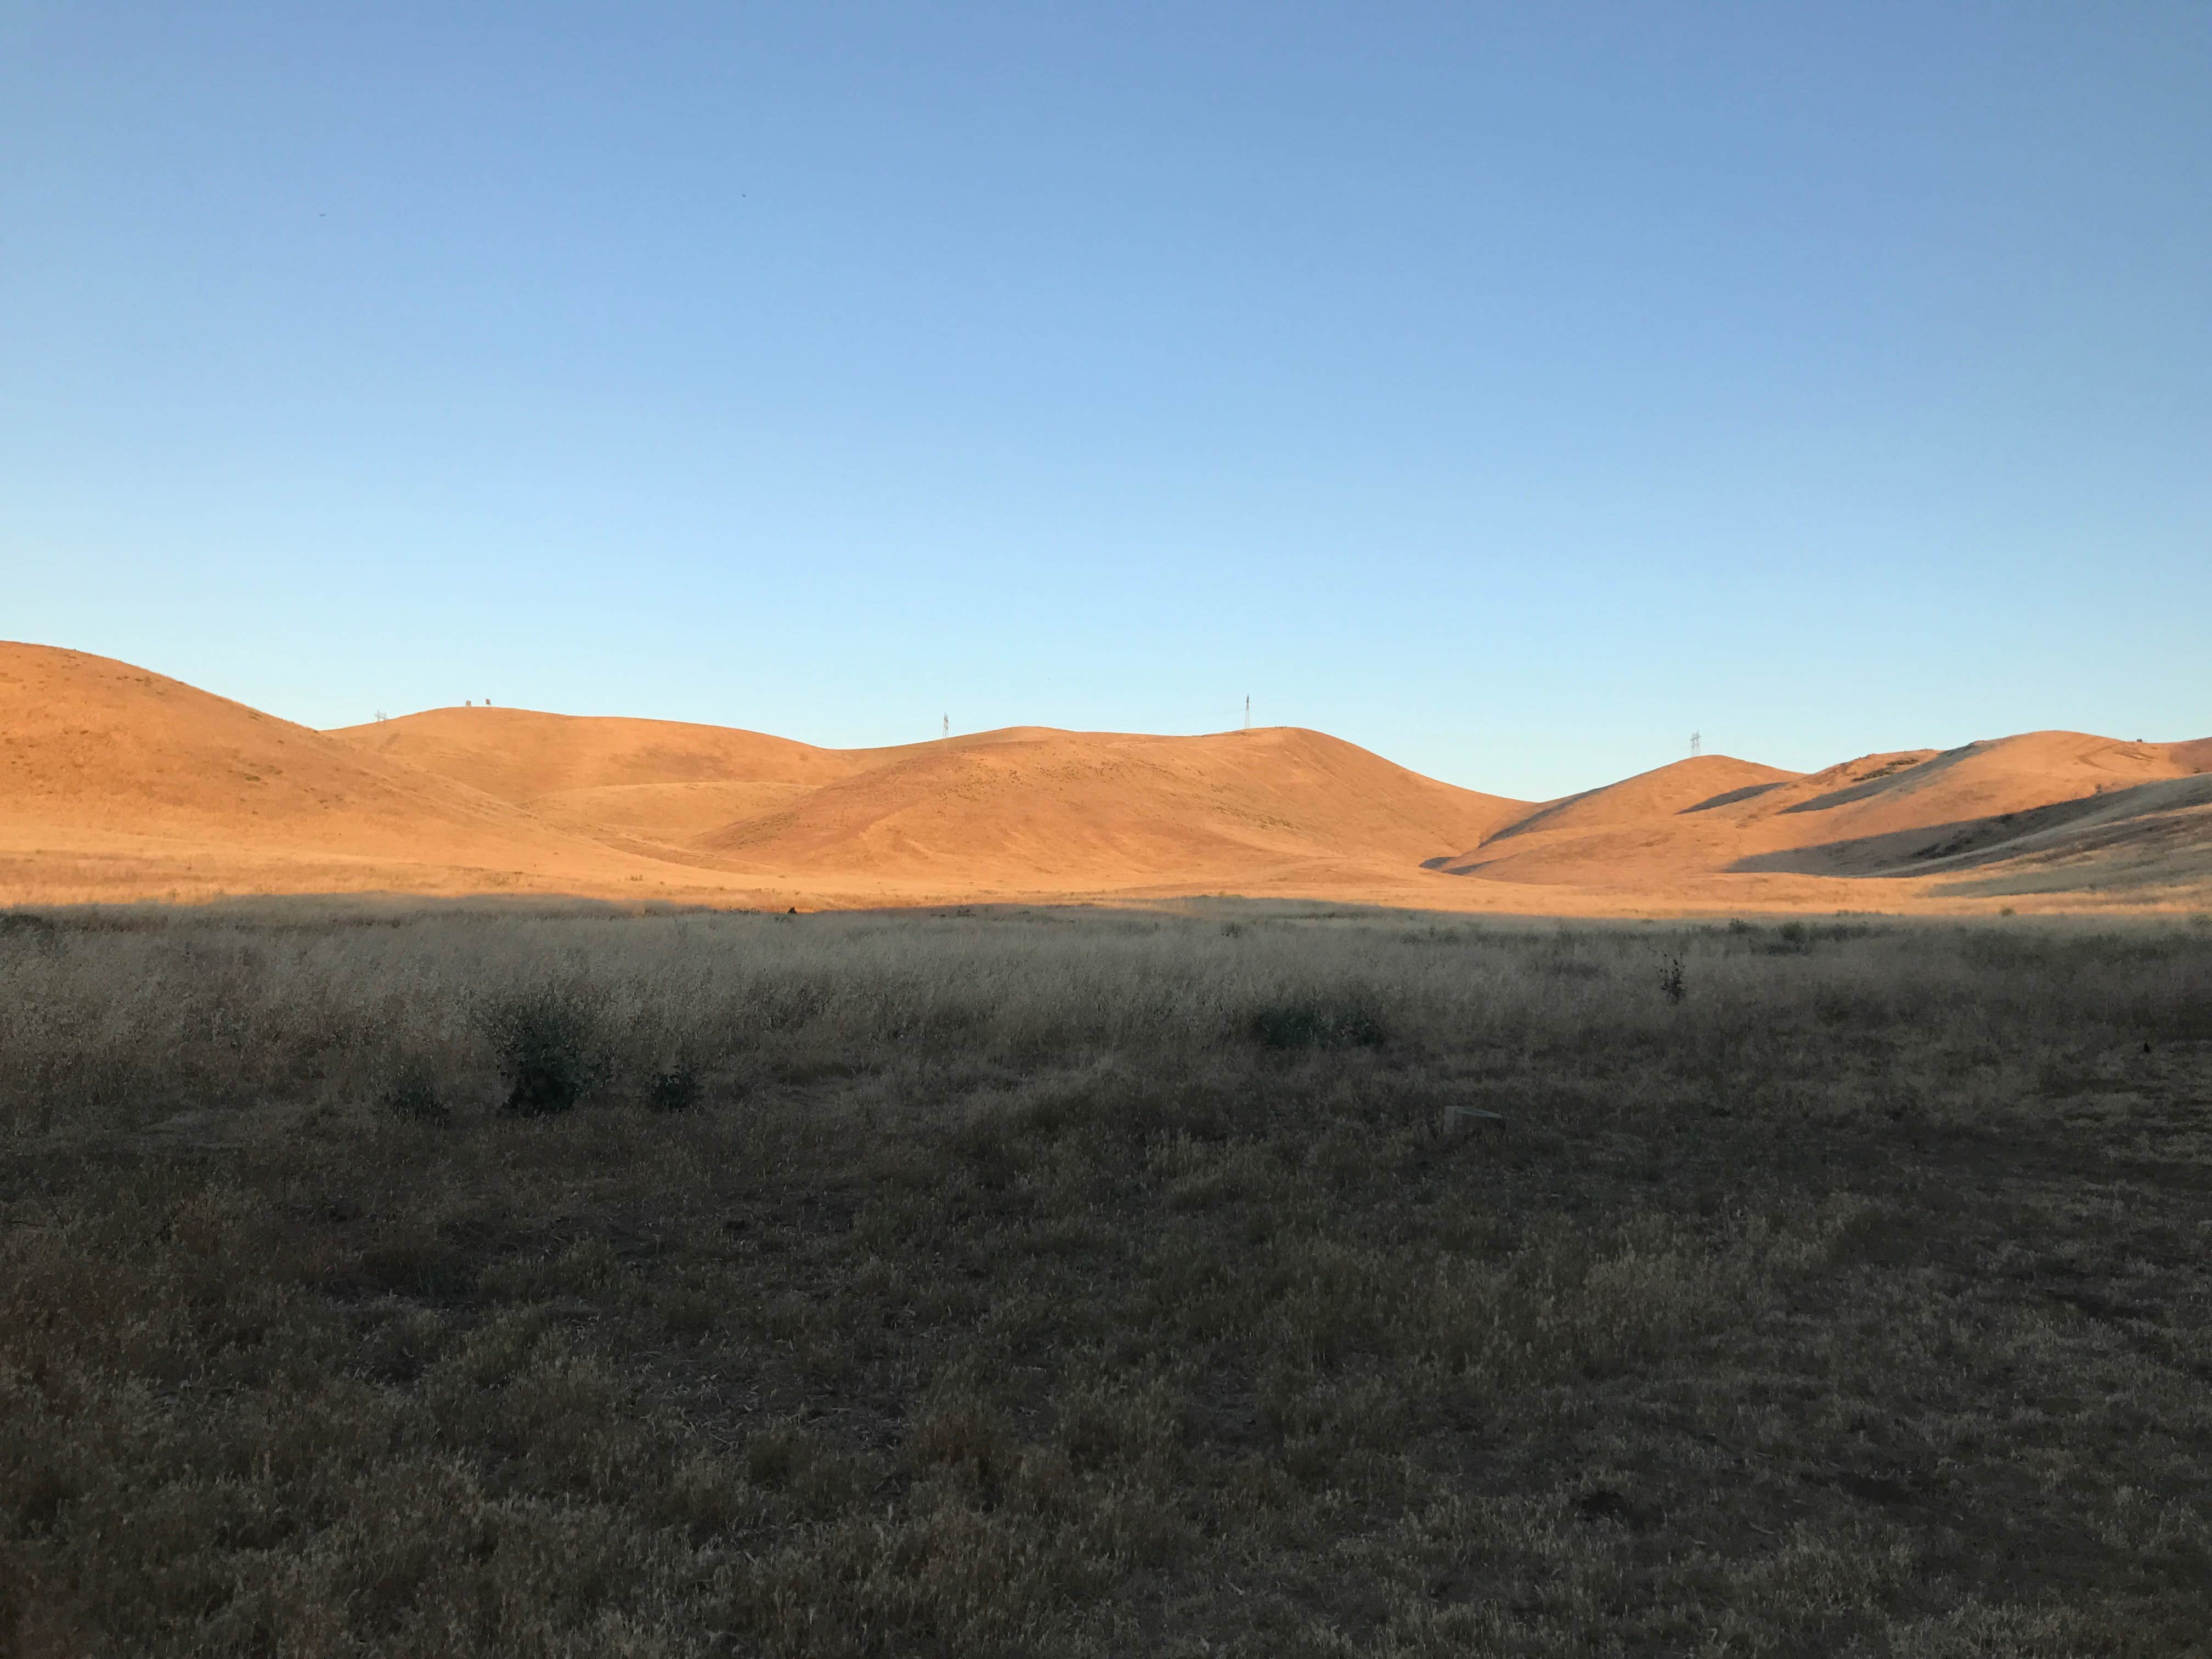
[4,905,2206,1138]
[3,902,2210,1656]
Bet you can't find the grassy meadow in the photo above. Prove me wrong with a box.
[3,902,2210,1656]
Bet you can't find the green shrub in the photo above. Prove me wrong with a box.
[1249,999,1387,1050]
[484,987,607,1116]
[648,1062,702,1113]
[0,912,60,951]
[380,1056,449,1123]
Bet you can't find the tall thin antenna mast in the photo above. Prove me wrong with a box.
[942,714,949,740]
[1244,695,1251,733]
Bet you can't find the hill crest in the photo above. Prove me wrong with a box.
[4,642,2206,910]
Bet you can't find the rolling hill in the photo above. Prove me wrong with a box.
[330,706,870,800]
[699,725,1532,888]
[336,704,1530,895]
[4,641,2208,911]
[328,706,890,861]
[1431,732,2212,900]
[0,645,668,892]
[4,646,1530,906]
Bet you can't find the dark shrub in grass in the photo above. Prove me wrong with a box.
[484,987,607,1116]
[648,1062,702,1113]
[1250,998,1388,1051]
[380,1056,449,1124]
[0,911,60,950]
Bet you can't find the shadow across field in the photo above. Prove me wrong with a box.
[3,904,2210,1656]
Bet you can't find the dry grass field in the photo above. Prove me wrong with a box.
[4,902,2211,1656]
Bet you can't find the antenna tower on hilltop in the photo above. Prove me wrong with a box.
[1244,695,1251,733]
[1689,731,1702,758]
[942,714,949,740]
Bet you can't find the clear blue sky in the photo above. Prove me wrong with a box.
[5,3,2207,799]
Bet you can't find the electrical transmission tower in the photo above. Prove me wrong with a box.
[1689,731,1702,758]
[942,714,949,740]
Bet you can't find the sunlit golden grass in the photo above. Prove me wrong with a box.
[3,903,2209,1655]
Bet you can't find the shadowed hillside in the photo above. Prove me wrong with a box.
[1457,756,1802,850]
[1434,732,2212,900]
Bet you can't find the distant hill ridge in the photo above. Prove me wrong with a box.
[3,641,2207,910]
[333,699,1531,887]
[1429,731,2212,896]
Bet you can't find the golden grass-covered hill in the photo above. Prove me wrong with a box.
[330,704,1531,899]
[0,645,682,898]
[4,641,2207,912]
[1434,732,2212,903]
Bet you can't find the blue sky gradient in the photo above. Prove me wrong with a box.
[5,2,2207,798]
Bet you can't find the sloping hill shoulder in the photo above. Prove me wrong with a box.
[0,642,640,872]
[2168,736,2212,774]
[1734,772,2212,890]
[329,707,874,803]
[1759,732,2194,839]
[1481,754,1800,847]
[700,727,1528,884]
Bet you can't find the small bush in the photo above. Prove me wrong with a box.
[0,912,60,950]
[484,987,607,1117]
[648,1063,702,1113]
[380,1057,449,1124]
[1250,999,1387,1050]
[1658,956,1686,1003]
[1754,921,1816,957]
[2140,999,2212,1045]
